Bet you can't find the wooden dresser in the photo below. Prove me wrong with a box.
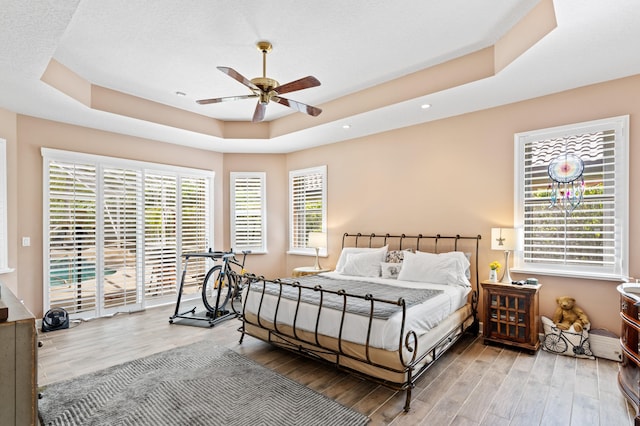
[618,284,640,425]
[0,282,38,425]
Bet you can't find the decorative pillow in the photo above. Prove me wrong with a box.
[397,251,470,286]
[335,246,388,273]
[380,262,403,279]
[341,250,385,277]
[541,316,594,359]
[385,249,413,263]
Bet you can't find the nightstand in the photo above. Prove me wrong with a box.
[481,280,541,353]
[292,266,331,277]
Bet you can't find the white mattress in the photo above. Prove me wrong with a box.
[242,271,470,351]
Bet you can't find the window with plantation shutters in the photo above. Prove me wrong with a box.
[0,139,10,274]
[144,173,177,301]
[102,166,143,312]
[289,165,326,255]
[47,160,98,314]
[230,172,266,253]
[178,176,210,290]
[514,116,629,280]
[43,148,213,319]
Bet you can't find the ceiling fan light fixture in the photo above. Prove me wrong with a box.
[195,40,322,122]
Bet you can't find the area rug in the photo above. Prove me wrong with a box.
[38,341,370,426]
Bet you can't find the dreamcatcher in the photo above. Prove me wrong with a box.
[548,153,585,213]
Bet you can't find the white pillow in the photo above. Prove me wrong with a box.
[439,251,472,280]
[335,246,388,273]
[397,251,470,287]
[341,250,384,277]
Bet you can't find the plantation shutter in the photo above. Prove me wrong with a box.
[231,172,266,253]
[102,167,143,311]
[179,176,210,290]
[144,173,178,300]
[47,160,98,315]
[289,166,326,252]
[516,116,628,278]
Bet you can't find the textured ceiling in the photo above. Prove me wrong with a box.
[1,0,640,153]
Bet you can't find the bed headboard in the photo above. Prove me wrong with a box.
[341,232,483,310]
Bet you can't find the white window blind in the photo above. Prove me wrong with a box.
[144,173,178,301]
[289,165,326,254]
[230,172,266,253]
[102,166,143,312]
[47,161,98,314]
[179,176,210,289]
[43,148,213,318]
[514,116,629,279]
[0,139,9,274]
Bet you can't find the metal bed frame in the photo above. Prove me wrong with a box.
[238,232,481,411]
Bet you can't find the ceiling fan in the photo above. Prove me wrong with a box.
[196,41,322,122]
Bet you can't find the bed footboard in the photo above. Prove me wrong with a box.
[238,276,474,411]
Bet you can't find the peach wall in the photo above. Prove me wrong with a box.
[14,116,225,316]
[0,108,18,294]
[222,153,287,278]
[283,74,640,333]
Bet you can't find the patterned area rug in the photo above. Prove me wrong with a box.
[38,341,370,426]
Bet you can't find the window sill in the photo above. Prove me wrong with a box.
[511,267,627,283]
[0,267,15,275]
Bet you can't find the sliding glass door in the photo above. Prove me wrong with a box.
[43,149,213,319]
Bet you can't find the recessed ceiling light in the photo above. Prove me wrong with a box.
[342,124,351,129]
[421,103,431,109]
[175,91,187,96]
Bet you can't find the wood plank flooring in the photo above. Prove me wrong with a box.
[37,304,635,425]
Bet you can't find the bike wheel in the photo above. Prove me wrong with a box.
[543,333,568,353]
[201,265,232,313]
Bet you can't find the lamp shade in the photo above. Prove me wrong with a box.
[307,232,327,249]
[491,228,516,251]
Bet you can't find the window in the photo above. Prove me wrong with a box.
[289,165,327,255]
[43,148,214,318]
[230,172,266,253]
[514,116,629,280]
[0,138,10,274]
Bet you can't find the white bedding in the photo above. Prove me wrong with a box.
[242,271,470,351]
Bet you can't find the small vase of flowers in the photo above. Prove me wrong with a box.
[489,261,501,282]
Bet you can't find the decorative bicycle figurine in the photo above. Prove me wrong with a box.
[543,325,593,357]
[201,249,251,319]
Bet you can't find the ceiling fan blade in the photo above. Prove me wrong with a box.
[196,94,257,105]
[252,102,267,122]
[272,96,322,117]
[217,66,260,91]
[273,76,321,96]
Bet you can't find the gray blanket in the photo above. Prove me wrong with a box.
[249,275,443,319]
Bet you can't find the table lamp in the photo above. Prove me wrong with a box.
[491,228,516,283]
[307,232,327,270]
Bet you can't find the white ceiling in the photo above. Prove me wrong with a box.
[1,0,639,153]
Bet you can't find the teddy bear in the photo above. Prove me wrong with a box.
[552,296,590,332]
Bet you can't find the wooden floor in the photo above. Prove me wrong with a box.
[38,303,635,425]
